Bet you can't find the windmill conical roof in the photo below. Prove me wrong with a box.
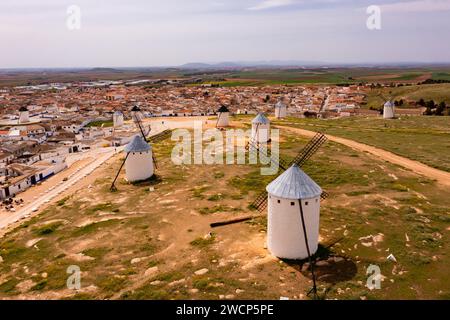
[384,101,394,108]
[275,101,286,108]
[252,113,270,124]
[124,135,151,153]
[19,106,29,112]
[114,111,123,116]
[217,105,229,113]
[266,165,322,200]
[131,105,141,112]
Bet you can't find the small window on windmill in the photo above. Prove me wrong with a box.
[305,201,309,206]
[277,200,281,204]
[291,202,295,206]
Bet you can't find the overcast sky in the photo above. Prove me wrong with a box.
[1,0,450,68]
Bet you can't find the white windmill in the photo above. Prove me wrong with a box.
[266,164,322,260]
[123,135,154,182]
[113,111,124,127]
[216,105,230,128]
[383,101,395,119]
[109,105,171,191]
[212,132,329,298]
[19,106,30,124]
[251,113,271,144]
[275,100,287,119]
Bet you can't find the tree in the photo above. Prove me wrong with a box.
[417,98,425,106]
[436,102,446,116]
[424,107,433,116]
[425,100,436,110]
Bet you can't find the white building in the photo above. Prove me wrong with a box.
[113,111,124,127]
[275,101,287,119]
[62,122,83,134]
[19,106,30,124]
[124,135,154,182]
[266,165,322,260]
[383,101,395,119]
[251,113,271,144]
[0,159,67,200]
[131,105,143,123]
[216,105,230,128]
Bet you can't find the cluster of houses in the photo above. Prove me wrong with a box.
[0,106,108,201]
[0,77,426,201]
[0,80,368,126]
[0,117,81,201]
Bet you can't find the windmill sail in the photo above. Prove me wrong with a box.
[216,113,222,128]
[288,132,328,167]
[148,130,172,143]
[131,106,150,141]
[250,191,269,211]
[250,132,329,212]
[251,123,260,143]
[110,152,130,191]
[246,139,289,171]
[152,154,158,170]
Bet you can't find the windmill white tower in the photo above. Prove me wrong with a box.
[131,105,143,124]
[18,106,30,124]
[266,165,322,260]
[113,111,124,127]
[275,101,287,119]
[124,135,154,182]
[216,105,230,128]
[251,113,271,144]
[383,101,395,119]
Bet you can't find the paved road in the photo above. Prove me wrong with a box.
[277,125,450,187]
[0,148,117,232]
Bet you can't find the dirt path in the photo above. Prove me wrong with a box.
[277,125,450,187]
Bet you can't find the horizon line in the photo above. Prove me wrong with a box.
[2,61,450,71]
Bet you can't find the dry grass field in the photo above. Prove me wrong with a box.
[1,118,449,300]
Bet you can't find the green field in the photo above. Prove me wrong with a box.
[365,84,450,109]
[432,72,450,81]
[86,120,113,128]
[3,66,450,87]
[217,67,450,86]
[272,116,450,172]
[227,69,351,84]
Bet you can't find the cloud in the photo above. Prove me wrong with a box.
[248,0,295,11]
[382,0,450,12]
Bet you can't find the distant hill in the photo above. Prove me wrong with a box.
[178,60,325,69]
[89,67,124,73]
[179,63,217,69]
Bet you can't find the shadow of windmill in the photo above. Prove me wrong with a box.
[282,242,358,299]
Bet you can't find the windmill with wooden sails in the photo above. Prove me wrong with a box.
[110,106,172,191]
